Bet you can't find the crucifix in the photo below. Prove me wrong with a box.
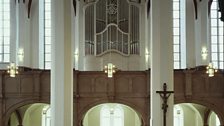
[156,83,174,126]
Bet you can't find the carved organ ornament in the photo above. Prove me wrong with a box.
[85,0,140,56]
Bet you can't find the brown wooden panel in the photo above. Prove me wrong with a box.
[95,77,108,92]
[78,76,93,93]
[192,74,206,96]
[174,72,185,95]
[209,75,224,97]
[115,76,129,93]
[40,73,50,93]
[132,76,147,93]
[5,77,20,93]
[21,76,33,93]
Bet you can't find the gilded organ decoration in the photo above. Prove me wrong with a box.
[85,0,140,55]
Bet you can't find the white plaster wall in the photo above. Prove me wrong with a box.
[3,0,213,70]
[84,53,143,71]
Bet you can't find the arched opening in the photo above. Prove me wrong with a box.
[174,103,204,126]
[174,103,222,126]
[41,105,51,126]
[174,105,184,126]
[208,111,220,126]
[83,103,142,126]
[8,112,19,126]
[22,103,49,126]
[7,103,50,126]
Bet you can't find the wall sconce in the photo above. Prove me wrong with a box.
[145,49,150,64]
[74,51,79,67]
[74,51,79,59]
[206,62,217,77]
[104,63,117,78]
[17,48,24,62]
[145,51,150,59]
[201,47,208,60]
[7,62,19,77]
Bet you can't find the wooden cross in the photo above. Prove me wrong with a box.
[156,83,174,126]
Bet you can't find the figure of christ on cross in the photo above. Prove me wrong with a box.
[156,83,174,126]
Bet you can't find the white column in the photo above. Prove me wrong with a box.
[51,0,73,126]
[77,1,85,70]
[139,1,148,70]
[10,1,17,64]
[73,1,81,70]
[181,0,196,68]
[195,0,210,66]
[147,1,151,69]
[150,0,173,126]
[31,0,40,68]
[16,2,31,67]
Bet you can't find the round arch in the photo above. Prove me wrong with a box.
[78,101,146,126]
[173,105,184,126]
[175,99,224,126]
[4,100,49,126]
[207,111,221,126]
[22,103,49,126]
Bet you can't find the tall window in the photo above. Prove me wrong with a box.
[210,0,224,69]
[0,0,10,62]
[100,105,124,126]
[44,0,51,69]
[173,0,181,69]
[85,0,140,56]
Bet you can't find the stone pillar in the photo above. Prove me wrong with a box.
[181,0,196,68]
[140,1,148,70]
[147,1,151,69]
[76,1,85,70]
[16,2,31,67]
[30,0,41,68]
[51,0,73,126]
[195,0,210,66]
[0,72,3,126]
[73,1,81,69]
[10,0,17,64]
[150,0,173,126]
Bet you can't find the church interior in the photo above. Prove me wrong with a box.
[0,0,224,126]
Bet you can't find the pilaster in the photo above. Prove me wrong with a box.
[150,0,173,126]
[16,2,31,67]
[51,0,73,126]
[195,0,210,66]
[182,0,196,68]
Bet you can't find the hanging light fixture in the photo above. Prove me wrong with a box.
[7,62,19,77]
[104,63,117,78]
[206,62,217,77]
